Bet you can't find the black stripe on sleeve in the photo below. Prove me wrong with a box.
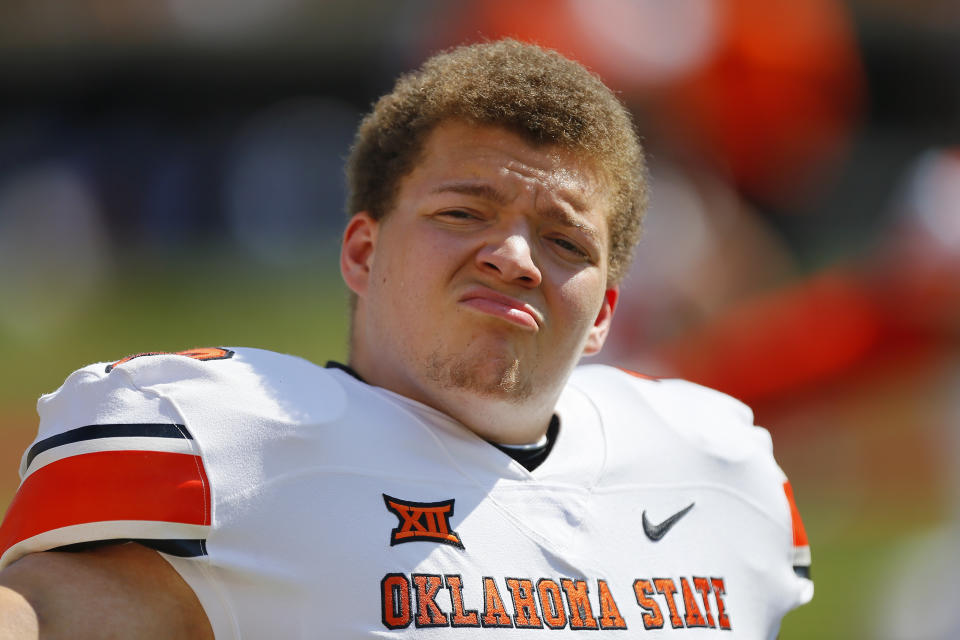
[26,423,192,468]
[51,538,207,557]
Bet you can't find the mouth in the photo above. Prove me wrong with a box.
[458,287,542,331]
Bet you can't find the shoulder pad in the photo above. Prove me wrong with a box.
[1,347,339,570]
[2,359,211,569]
[571,364,768,462]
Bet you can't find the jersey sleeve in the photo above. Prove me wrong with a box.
[783,479,813,583]
[641,373,815,609]
[591,366,815,612]
[0,362,211,570]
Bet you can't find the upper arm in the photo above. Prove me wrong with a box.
[0,543,212,639]
[1,359,221,638]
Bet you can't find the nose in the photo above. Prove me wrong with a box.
[476,233,542,287]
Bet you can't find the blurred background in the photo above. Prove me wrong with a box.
[0,0,958,636]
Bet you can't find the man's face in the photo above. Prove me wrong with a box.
[342,120,617,428]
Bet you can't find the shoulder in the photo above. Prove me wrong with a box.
[1,347,348,570]
[568,364,813,602]
[31,346,354,472]
[568,364,762,460]
[37,347,341,440]
[569,363,752,416]
[70,346,330,394]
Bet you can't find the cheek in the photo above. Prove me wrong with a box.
[371,237,449,308]
[555,273,606,327]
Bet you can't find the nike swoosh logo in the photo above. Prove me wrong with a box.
[642,502,695,542]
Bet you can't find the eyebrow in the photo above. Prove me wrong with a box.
[431,181,601,244]
[538,203,601,246]
[431,182,509,205]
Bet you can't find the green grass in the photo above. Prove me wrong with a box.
[778,495,947,639]
[0,253,354,510]
[0,254,351,406]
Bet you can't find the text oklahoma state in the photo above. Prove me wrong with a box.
[381,574,732,631]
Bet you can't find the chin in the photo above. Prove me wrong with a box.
[424,349,534,402]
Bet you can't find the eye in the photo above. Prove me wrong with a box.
[550,236,589,259]
[437,209,479,221]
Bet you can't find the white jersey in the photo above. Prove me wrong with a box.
[0,347,812,638]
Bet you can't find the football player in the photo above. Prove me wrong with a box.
[0,40,812,638]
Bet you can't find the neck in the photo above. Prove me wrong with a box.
[349,348,561,445]
[428,387,560,445]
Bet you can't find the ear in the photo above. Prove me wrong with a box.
[582,287,618,356]
[340,212,378,297]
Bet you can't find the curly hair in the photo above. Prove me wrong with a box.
[345,39,648,284]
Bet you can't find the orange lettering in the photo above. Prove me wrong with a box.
[680,577,707,627]
[381,573,411,629]
[711,577,732,630]
[653,578,684,628]
[633,579,664,630]
[383,495,464,548]
[412,574,448,627]
[537,579,567,629]
[481,577,513,628]
[596,579,627,629]
[693,577,716,628]
[445,575,479,627]
[560,578,599,629]
[506,578,543,628]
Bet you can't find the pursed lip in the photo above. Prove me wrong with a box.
[458,286,543,330]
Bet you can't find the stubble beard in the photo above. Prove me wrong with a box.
[424,348,534,402]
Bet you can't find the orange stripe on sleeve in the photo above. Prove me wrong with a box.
[618,368,660,381]
[0,450,210,558]
[782,481,809,548]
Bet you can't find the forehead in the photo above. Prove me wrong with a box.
[404,121,610,214]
